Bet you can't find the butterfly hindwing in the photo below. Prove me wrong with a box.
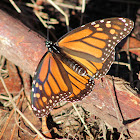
[59,59,94,102]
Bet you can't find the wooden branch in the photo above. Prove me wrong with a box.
[81,76,140,140]
[0,10,140,139]
[0,10,47,77]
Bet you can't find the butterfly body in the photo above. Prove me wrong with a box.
[46,40,88,76]
[31,18,134,117]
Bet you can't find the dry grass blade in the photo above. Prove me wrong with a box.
[54,1,82,10]
[72,103,94,140]
[0,92,21,139]
[9,0,21,13]
[81,0,86,13]
[34,10,54,29]
[10,91,24,140]
[46,0,69,30]
[0,76,46,140]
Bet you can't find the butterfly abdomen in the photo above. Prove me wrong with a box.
[61,55,87,76]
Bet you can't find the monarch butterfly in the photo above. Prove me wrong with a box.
[31,17,134,117]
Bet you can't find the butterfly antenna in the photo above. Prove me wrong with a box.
[47,27,50,41]
[80,0,86,25]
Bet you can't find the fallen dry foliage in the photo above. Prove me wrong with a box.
[0,10,140,140]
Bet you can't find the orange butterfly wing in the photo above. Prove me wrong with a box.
[31,52,94,117]
[58,18,134,79]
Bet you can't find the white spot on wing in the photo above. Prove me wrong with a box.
[81,25,85,28]
[91,22,96,25]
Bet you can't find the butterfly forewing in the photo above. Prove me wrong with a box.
[58,18,134,78]
[32,52,72,117]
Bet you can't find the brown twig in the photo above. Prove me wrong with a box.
[0,75,45,139]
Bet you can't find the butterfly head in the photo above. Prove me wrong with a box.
[45,40,61,54]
